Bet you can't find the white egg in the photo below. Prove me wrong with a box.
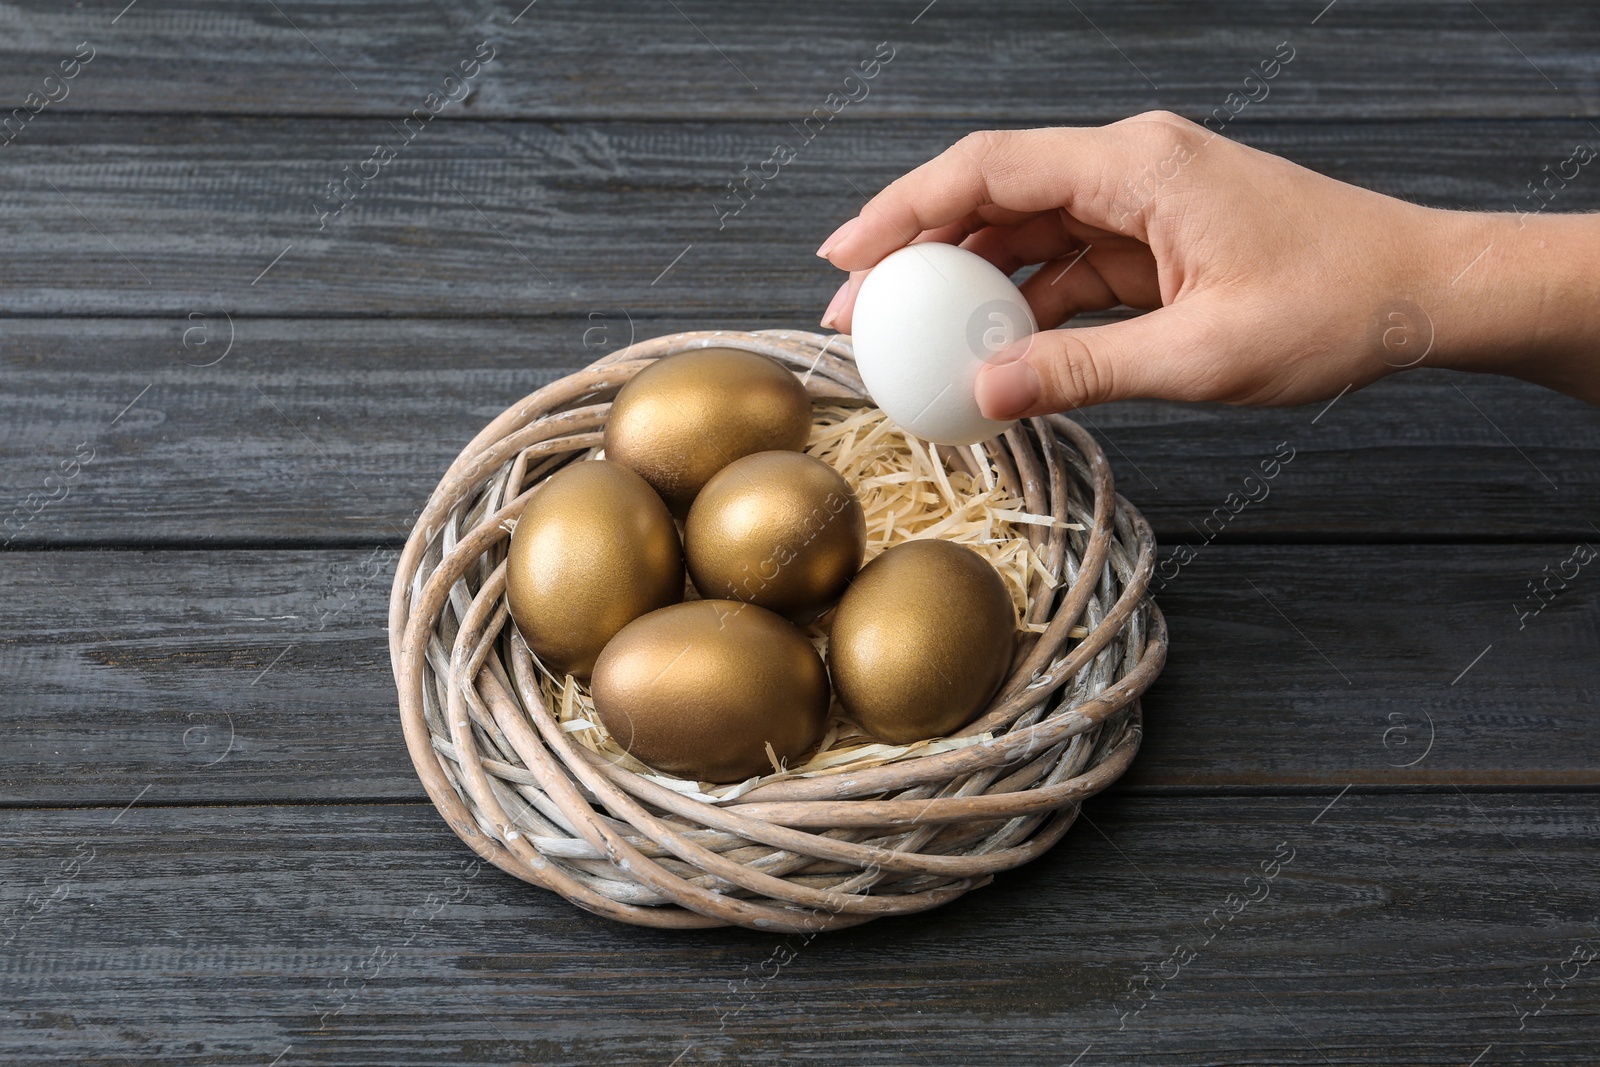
[849,242,1037,446]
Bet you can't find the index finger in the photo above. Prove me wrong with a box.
[820,117,1188,271]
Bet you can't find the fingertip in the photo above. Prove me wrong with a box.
[820,280,848,330]
[826,214,918,272]
[974,348,1043,420]
[816,216,862,260]
[821,271,867,333]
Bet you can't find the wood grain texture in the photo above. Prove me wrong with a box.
[0,546,418,805]
[3,318,1597,547]
[0,0,1591,1059]
[1,118,1597,315]
[0,0,1595,120]
[1,544,1594,806]
[2,793,1597,1065]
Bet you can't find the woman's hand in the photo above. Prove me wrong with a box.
[816,112,1600,414]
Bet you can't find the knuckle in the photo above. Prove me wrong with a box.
[1131,108,1190,129]
[952,128,1018,206]
[957,128,1010,159]
[1045,333,1110,409]
[1134,115,1199,156]
[954,128,1020,179]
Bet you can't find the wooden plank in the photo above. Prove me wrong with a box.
[1,117,1596,315]
[1,793,1596,1064]
[0,1,1593,120]
[0,547,421,806]
[0,543,1594,806]
[1127,542,1600,791]
[1082,367,1600,544]
[2,317,1596,546]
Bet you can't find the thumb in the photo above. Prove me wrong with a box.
[974,305,1210,417]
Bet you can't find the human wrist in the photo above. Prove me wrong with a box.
[1418,207,1600,401]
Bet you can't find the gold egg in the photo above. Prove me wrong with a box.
[505,459,684,681]
[685,450,866,620]
[603,347,813,516]
[590,600,830,783]
[827,539,1016,744]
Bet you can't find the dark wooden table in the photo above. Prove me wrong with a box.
[3,2,1598,1064]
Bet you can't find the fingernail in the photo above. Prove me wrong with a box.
[820,281,848,330]
[816,217,860,258]
[976,356,1040,420]
[986,340,1030,366]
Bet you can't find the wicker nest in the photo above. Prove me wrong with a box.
[388,329,1166,932]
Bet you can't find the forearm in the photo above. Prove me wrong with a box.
[1425,209,1600,403]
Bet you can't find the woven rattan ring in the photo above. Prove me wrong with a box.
[388,328,1167,933]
